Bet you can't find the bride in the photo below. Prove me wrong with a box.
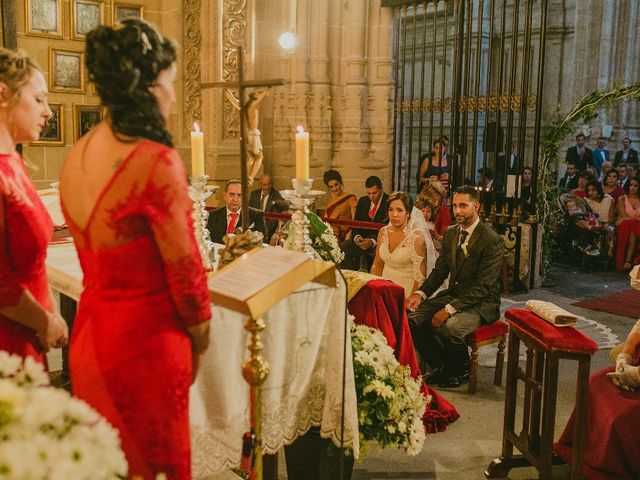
[370,191,439,299]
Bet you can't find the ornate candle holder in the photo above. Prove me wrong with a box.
[280,178,325,259]
[188,175,219,272]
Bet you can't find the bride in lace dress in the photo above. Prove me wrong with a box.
[371,192,439,298]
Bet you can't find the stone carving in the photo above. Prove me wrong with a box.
[222,0,247,139]
[183,0,202,138]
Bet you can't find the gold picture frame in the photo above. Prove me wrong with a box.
[71,0,104,40]
[73,104,103,141]
[33,103,64,145]
[49,48,85,94]
[112,2,144,23]
[25,0,63,38]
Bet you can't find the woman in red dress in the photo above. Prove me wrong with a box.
[59,20,211,479]
[0,48,68,362]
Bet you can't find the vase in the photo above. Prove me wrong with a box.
[284,428,354,480]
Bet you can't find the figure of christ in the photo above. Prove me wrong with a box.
[224,88,271,185]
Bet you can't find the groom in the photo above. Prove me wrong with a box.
[406,185,503,388]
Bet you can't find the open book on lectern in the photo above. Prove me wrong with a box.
[208,246,336,319]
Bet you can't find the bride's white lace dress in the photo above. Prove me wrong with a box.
[378,208,441,298]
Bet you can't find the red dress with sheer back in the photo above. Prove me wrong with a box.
[61,141,211,480]
[0,152,52,364]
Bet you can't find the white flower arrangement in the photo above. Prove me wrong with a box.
[0,351,128,479]
[283,211,345,263]
[351,324,430,456]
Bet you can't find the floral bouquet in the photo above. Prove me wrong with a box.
[0,351,128,479]
[283,211,345,263]
[351,324,429,456]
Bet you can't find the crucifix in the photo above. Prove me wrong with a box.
[201,45,286,480]
[201,45,287,232]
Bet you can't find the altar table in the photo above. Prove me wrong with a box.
[45,243,359,479]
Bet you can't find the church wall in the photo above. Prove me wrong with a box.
[13,0,178,189]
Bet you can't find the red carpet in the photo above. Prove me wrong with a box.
[572,289,640,318]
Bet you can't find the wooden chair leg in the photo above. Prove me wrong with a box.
[468,343,479,394]
[494,336,506,386]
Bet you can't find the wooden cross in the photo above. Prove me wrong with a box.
[201,45,286,231]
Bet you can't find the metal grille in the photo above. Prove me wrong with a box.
[385,0,548,202]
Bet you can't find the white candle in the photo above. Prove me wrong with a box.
[191,122,205,177]
[295,125,309,180]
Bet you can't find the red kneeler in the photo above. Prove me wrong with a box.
[466,319,509,394]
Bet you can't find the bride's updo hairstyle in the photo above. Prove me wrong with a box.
[85,18,176,146]
[387,191,413,213]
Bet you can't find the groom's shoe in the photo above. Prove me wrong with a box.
[423,366,446,386]
[432,371,469,389]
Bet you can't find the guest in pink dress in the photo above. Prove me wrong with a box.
[0,48,68,362]
[615,178,640,270]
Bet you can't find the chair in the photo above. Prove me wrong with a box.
[465,319,509,394]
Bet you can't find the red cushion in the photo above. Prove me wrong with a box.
[467,319,509,343]
[505,308,598,355]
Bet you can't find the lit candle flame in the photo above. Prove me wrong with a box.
[296,125,304,134]
[193,122,201,133]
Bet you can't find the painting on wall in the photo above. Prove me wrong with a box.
[113,3,144,23]
[71,0,104,40]
[33,103,64,145]
[73,104,102,141]
[49,49,84,93]
[26,0,62,38]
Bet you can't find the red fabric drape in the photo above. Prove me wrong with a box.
[348,279,460,433]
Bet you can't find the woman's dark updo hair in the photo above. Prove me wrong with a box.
[323,169,343,186]
[85,18,176,146]
[387,191,413,213]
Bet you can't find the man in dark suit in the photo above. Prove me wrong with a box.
[207,179,267,244]
[614,137,639,166]
[406,185,503,388]
[565,133,593,172]
[618,163,631,193]
[249,174,283,242]
[340,176,389,270]
[558,162,579,190]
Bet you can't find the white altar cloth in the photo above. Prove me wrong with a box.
[44,243,360,478]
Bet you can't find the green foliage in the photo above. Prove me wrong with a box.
[537,83,640,278]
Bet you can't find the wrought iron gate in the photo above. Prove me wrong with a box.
[384,0,549,290]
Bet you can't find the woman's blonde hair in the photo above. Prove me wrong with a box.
[0,48,41,106]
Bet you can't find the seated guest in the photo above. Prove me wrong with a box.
[555,282,640,478]
[323,169,357,245]
[559,162,579,190]
[406,186,503,389]
[615,178,640,270]
[340,176,389,270]
[585,180,615,258]
[571,171,593,198]
[629,163,639,182]
[417,180,451,251]
[207,179,267,244]
[370,192,437,299]
[249,174,283,243]
[598,160,613,184]
[415,198,436,233]
[603,169,625,201]
[618,163,631,193]
[614,136,639,166]
[417,136,450,191]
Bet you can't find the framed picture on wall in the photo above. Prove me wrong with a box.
[33,103,64,145]
[73,104,102,141]
[49,49,84,93]
[113,3,144,23]
[25,0,63,38]
[71,0,104,40]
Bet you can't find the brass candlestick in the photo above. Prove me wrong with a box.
[188,175,219,272]
[280,178,325,259]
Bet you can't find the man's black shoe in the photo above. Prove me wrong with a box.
[423,367,446,385]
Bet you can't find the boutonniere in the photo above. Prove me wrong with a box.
[461,244,469,257]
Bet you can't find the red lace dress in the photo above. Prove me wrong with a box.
[61,141,211,480]
[0,152,52,364]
